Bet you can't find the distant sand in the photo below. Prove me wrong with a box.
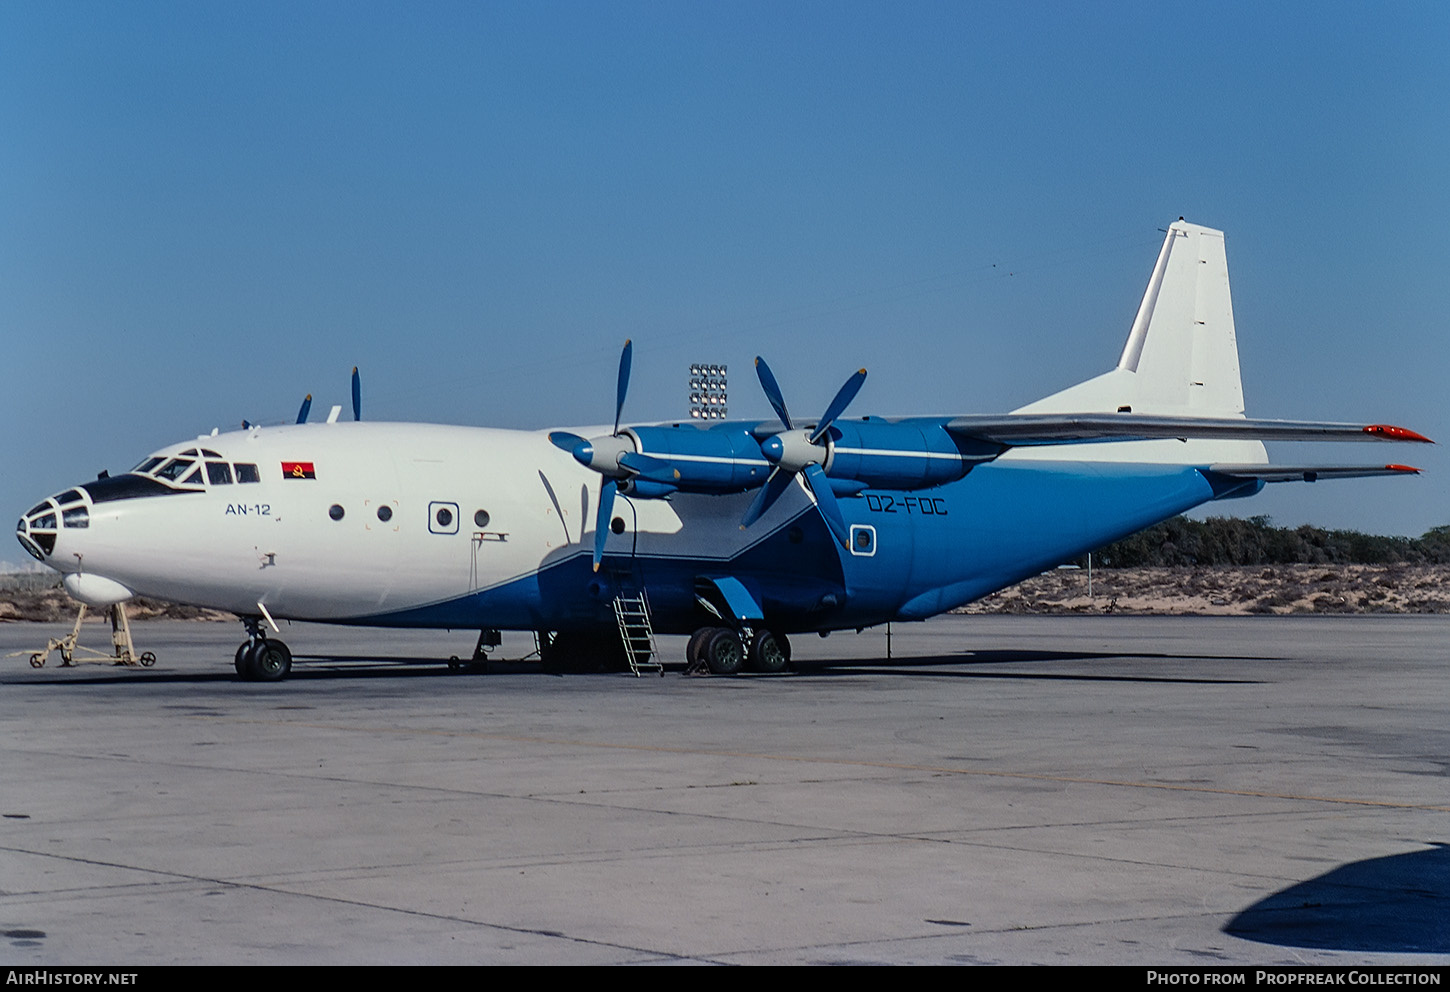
[957,563,1450,615]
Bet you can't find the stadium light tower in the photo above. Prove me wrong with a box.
[688,363,728,420]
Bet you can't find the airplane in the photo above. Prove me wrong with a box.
[13,219,1432,681]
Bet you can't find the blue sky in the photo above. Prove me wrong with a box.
[2,1,1446,549]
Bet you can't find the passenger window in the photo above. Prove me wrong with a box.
[235,463,261,484]
[206,462,233,485]
[155,459,195,481]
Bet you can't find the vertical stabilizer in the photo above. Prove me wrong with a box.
[1118,220,1244,414]
[1010,220,1263,464]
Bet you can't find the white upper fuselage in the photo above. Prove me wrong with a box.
[36,422,643,619]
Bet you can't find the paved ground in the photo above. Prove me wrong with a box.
[1,615,1446,965]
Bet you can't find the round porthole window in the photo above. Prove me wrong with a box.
[377,505,393,522]
[436,506,454,528]
[329,504,345,521]
[474,509,490,528]
[611,516,626,535]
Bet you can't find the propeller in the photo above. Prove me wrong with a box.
[246,369,354,429]
[547,340,638,571]
[741,358,867,548]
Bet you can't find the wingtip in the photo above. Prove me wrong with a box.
[1364,424,1434,443]
[1385,464,1422,474]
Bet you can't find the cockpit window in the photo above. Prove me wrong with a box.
[235,463,261,484]
[133,457,165,474]
[56,489,83,505]
[155,459,195,481]
[32,512,56,530]
[62,506,89,528]
[200,448,222,458]
[179,448,199,457]
[26,501,51,517]
[206,462,233,485]
[180,467,204,486]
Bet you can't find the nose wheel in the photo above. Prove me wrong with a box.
[236,619,292,682]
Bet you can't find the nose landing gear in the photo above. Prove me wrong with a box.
[235,618,292,682]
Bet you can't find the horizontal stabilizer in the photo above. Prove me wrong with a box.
[1206,463,1422,483]
[947,414,1433,447]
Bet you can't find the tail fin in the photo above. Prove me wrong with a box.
[1019,219,1245,416]
[1011,219,1264,463]
[1117,220,1244,414]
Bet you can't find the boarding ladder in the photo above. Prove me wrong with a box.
[612,586,663,677]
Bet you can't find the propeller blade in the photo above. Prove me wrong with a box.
[351,367,361,422]
[754,356,793,430]
[296,394,312,425]
[548,431,589,453]
[810,368,867,445]
[618,450,678,485]
[593,479,617,572]
[802,464,851,549]
[740,468,794,529]
[613,339,632,435]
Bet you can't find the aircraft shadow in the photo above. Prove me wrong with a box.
[792,649,1269,684]
[1224,844,1450,953]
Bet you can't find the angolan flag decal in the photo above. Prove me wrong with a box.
[282,461,316,480]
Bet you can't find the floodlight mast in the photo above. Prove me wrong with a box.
[688,363,728,420]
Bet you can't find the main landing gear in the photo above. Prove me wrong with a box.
[235,617,292,682]
[685,626,790,676]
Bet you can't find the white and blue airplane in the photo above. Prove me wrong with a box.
[14,220,1431,680]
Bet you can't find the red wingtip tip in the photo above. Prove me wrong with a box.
[1364,424,1434,443]
[1385,464,1421,474]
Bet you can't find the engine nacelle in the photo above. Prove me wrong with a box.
[626,424,773,494]
[823,417,1002,491]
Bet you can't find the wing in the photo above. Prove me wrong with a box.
[1205,463,1422,483]
[945,414,1432,446]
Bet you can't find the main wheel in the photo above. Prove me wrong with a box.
[234,643,251,678]
[686,627,713,669]
[703,627,745,676]
[245,639,292,682]
[748,629,790,674]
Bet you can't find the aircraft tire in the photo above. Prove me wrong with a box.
[703,627,745,676]
[748,629,790,674]
[245,639,292,682]
[686,627,712,668]
[235,643,251,679]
